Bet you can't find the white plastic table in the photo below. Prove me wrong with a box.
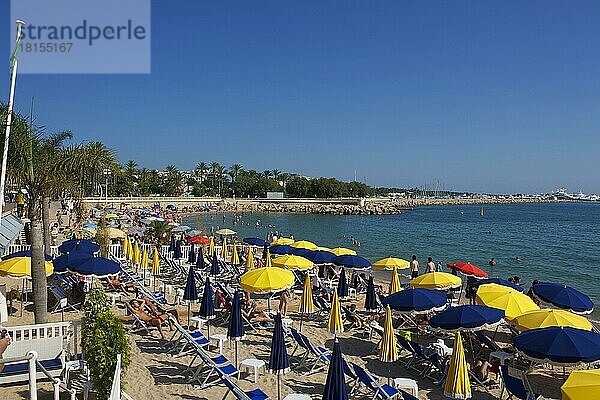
[210,333,228,354]
[238,358,266,384]
[283,394,312,400]
[106,292,121,306]
[190,316,207,330]
[282,318,294,329]
[490,350,514,365]
[393,377,419,397]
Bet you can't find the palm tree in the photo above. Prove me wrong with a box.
[271,169,281,182]
[1,103,117,323]
[230,163,243,198]
[195,162,208,183]
[145,221,172,244]
[210,162,221,193]
[262,170,272,179]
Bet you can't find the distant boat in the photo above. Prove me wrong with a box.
[480,207,484,216]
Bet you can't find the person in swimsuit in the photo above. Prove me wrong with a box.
[410,255,420,279]
[127,299,174,339]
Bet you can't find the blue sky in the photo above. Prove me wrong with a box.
[2,1,600,193]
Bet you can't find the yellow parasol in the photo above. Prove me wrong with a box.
[245,247,255,272]
[141,248,149,269]
[270,237,294,246]
[133,242,141,265]
[314,246,332,252]
[220,238,228,259]
[475,283,539,321]
[239,267,295,294]
[216,228,236,236]
[108,227,126,239]
[265,249,272,268]
[409,272,462,290]
[231,243,240,265]
[209,236,215,255]
[152,248,160,275]
[0,257,53,278]
[389,267,402,294]
[272,255,313,271]
[123,236,131,259]
[291,240,318,250]
[373,257,410,270]
[330,247,357,256]
[444,332,472,399]
[379,305,398,362]
[512,309,593,331]
[299,274,314,331]
[561,369,600,400]
[327,290,344,336]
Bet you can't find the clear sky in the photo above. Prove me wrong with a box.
[2,1,600,194]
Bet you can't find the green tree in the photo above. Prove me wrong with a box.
[144,221,172,244]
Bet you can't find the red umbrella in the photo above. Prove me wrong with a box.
[189,235,211,245]
[447,262,488,279]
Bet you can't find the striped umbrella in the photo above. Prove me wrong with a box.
[323,339,348,400]
[365,275,378,312]
[210,252,220,276]
[299,274,315,331]
[389,267,402,294]
[337,268,349,299]
[379,305,399,384]
[227,291,245,366]
[268,313,290,400]
[231,243,240,265]
[183,265,198,327]
[444,332,472,399]
[188,243,196,264]
[199,277,215,338]
[328,290,344,337]
[245,247,255,272]
[220,238,228,260]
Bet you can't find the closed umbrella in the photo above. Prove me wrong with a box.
[512,309,593,331]
[133,242,141,265]
[227,291,245,366]
[365,275,378,312]
[188,243,196,264]
[196,248,205,270]
[561,369,600,400]
[209,236,215,255]
[475,283,539,321]
[444,332,472,399]
[299,274,314,331]
[265,249,272,268]
[389,267,402,294]
[220,238,228,260]
[231,243,240,265]
[322,339,348,400]
[337,268,349,299]
[183,265,198,327]
[174,240,183,259]
[410,272,462,290]
[141,248,149,269]
[58,238,100,255]
[327,290,344,337]
[152,248,160,291]
[245,247,255,272]
[209,253,220,276]
[382,288,447,314]
[169,234,175,252]
[379,305,398,385]
[268,313,290,400]
[122,236,131,258]
[533,282,594,315]
[199,277,215,338]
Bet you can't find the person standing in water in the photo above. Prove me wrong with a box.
[410,255,420,279]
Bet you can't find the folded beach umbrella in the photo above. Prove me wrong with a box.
[220,238,228,259]
[268,313,290,400]
[514,326,600,365]
[152,248,160,274]
[379,305,399,385]
[2,250,52,261]
[216,228,236,236]
[269,245,294,255]
[195,249,205,270]
[209,236,215,255]
[272,255,313,271]
[475,283,539,321]
[382,288,447,314]
[330,247,356,256]
[446,262,488,279]
[444,332,472,399]
[561,369,600,400]
[245,247,255,272]
[307,250,335,265]
[231,244,240,265]
[322,339,348,400]
[270,237,295,246]
[512,309,593,332]
[429,305,504,332]
[373,257,410,270]
[291,240,318,250]
[133,242,141,265]
[410,272,462,290]
[183,265,198,327]
[299,274,314,331]
[243,237,268,247]
[67,257,121,278]
[471,277,523,292]
[141,248,149,269]
[0,257,54,278]
[53,252,93,273]
[389,267,402,294]
[337,268,349,299]
[265,249,273,268]
[188,243,196,264]
[210,252,220,276]
[332,255,371,270]
[199,277,215,337]
[365,275,378,312]
[58,238,100,255]
[123,236,131,258]
[169,234,175,252]
[328,290,344,336]
[174,240,183,259]
[227,291,245,366]
[532,282,594,315]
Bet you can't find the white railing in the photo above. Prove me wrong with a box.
[5,244,59,257]
[6,321,81,359]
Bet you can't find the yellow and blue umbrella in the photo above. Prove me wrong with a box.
[389,267,402,294]
[444,332,471,399]
[245,247,255,272]
[231,244,240,265]
[327,290,344,336]
[299,274,314,331]
[561,369,600,400]
[379,305,398,384]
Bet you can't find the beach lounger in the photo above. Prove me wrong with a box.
[294,332,331,375]
[219,369,269,400]
[349,362,400,400]
[289,328,310,365]
[500,365,541,400]
[189,354,239,388]
[49,283,80,313]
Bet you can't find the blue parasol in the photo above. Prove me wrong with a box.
[199,277,215,338]
[210,252,220,276]
[188,243,196,264]
[196,249,205,270]
[332,255,371,270]
[183,265,198,327]
[243,237,268,247]
[174,239,183,259]
[382,288,447,314]
[268,313,290,400]
[227,291,245,366]
[337,268,349,299]
[53,252,94,273]
[307,250,335,265]
[269,245,293,255]
[533,282,594,314]
[2,250,52,261]
[58,239,100,255]
[322,339,348,400]
[364,275,378,312]
[429,304,504,331]
[67,257,120,278]
[169,234,175,252]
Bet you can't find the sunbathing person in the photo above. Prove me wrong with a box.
[138,295,180,323]
[126,299,173,339]
[241,299,273,324]
[344,304,367,329]
[278,289,290,317]
[105,275,133,293]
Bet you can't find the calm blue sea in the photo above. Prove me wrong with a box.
[184,202,600,319]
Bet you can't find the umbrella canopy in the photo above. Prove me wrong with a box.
[289,247,313,259]
[270,245,294,255]
[187,229,202,236]
[270,237,295,246]
[107,228,126,239]
[174,240,183,259]
[268,313,290,374]
[66,257,120,278]
[272,255,313,271]
[188,243,196,264]
[227,291,245,341]
[231,244,240,265]
[332,255,371,270]
[152,248,160,275]
[322,339,349,400]
[199,277,215,320]
[299,274,315,314]
[373,257,410,270]
[239,267,295,294]
[2,250,52,261]
[330,247,356,256]
[382,288,447,314]
[514,326,600,365]
[379,305,398,362]
[561,369,600,400]
[210,253,220,276]
[475,283,539,321]
[512,309,593,331]
[0,257,53,278]
[471,277,524,292]
[245,247,255,272]
[444,332,472,399]
[389,267,402,294]
[307,250,335,265]
[216,228,236,236]
[189,235,211,245]
[429,305,504,332]
[243,237,268,247]
[410,272,462,290]
[328,290,344,335]
[171,225,191,232]
[183,265,198,301]
[53,252,93,273]
[337,268,349,299]
[446,262,488,279]
[533,282,594,315]
[365,275,378,312]
[291,240,318,250]
[58,239,100,254]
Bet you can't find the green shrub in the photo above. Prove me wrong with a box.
[81,288,131,399]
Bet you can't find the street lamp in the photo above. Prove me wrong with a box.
[103,169,112,204]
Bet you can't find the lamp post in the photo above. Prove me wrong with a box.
[103,169,112,204]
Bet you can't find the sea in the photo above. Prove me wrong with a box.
[183,202,600,320]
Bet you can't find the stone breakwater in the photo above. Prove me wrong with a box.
[191,198,569,216]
